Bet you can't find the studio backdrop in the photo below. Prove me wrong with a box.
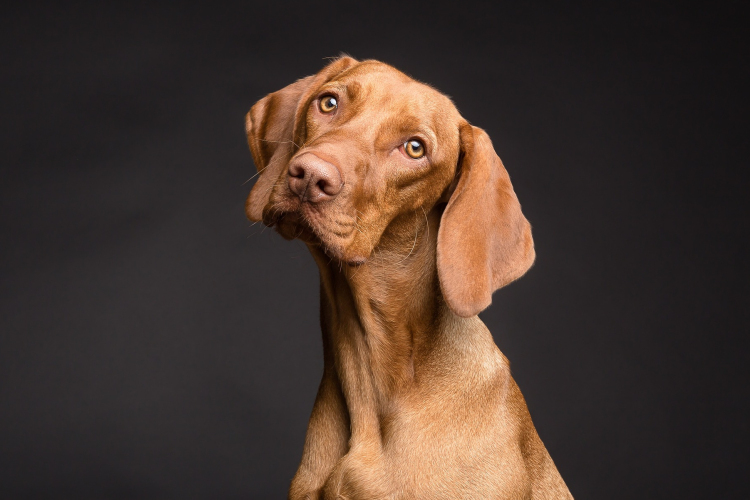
[1,2,747,498]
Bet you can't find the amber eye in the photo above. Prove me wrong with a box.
[319,95,338,113]
[404,139,425,159]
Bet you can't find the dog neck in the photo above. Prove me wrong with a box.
[307,207,449,443]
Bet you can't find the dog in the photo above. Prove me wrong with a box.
[245,56,572,500]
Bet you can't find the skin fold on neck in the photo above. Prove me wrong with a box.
[307,205,447,446]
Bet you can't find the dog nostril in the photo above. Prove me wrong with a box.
[288,163,305,179]
[287,154,343,201]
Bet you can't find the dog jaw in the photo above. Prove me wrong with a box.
[263,191,371,266]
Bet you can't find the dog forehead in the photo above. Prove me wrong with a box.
[328,62,461,142]
[335,62,455,109]
[338,60,413,85]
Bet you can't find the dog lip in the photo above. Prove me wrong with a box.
[266,198,369,265]
[262,208,288,227]
[346,256,366,266]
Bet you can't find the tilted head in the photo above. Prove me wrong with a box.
[245,57,535,317]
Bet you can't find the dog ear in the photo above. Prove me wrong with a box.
[245,56,358,221]
[437,123,535,318]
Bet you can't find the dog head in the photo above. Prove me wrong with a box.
[245,57,534,317]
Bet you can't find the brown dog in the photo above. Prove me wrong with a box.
[245,57,572,500]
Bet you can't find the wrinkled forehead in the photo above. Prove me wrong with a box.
[323,61,461,139]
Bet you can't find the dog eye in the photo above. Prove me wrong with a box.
[404,139,425,159]
[319,95,338,113]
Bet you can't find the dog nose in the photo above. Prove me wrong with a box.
[287,154,343,202]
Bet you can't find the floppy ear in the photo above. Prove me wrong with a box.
[245,56,358,221]
[437,123,535,318]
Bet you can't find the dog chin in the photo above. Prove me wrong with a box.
[319,243,367,266]
[307,231,369,267]
[269,210,367,266]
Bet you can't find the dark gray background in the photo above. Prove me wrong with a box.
[2,1,748,498]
